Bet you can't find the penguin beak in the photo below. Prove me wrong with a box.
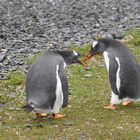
[73,57,84,65]
[85,54,93,61]
[84,52,93,62]
[78,60,88,67]
[80,53,93,67]
[76,59,83,64]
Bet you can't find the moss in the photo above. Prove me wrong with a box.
[26,53,41,65]
[125,28,140,37]
[125,28,140,47]
[6,71,25,86]
[130,38,140,47]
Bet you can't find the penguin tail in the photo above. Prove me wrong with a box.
[22,104,34,112]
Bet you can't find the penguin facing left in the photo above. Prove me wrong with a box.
[84,38,140,110]
[23,50,82,118]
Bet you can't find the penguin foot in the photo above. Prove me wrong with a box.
[103,104,117,110]
[122,101,133,106]
[36,113,48,118]
[49,113,66,119]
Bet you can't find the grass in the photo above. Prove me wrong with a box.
[124,28,140,47]
[0,28,140,140]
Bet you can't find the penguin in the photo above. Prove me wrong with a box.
[84,38,140,110]
[23,50,82,118]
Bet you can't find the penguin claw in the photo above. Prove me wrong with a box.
[122,101,133,106]
[48,114,66,119]
[103,105,117,110]
[36,113,48,118]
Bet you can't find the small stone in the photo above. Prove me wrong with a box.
[0,0,139,77]
[85,68,92,71]
[33,124,43,128]
[101,32,113,39]
[0,104,6,108]
[24,124,32,130]
[63,120,73,126]
[84,74,93,78]
[0,54,6,63]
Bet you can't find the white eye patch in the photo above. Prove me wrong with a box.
[92,41,98,49]
[73,50,78,56]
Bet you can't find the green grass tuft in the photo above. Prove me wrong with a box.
[125,28,140,37]
[125,28,140,47]
[6,71,25,86]
[26,53,41,65]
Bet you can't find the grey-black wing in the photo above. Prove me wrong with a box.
[26,59,57,109]
[108,53,120,95]
[58,63,68,107]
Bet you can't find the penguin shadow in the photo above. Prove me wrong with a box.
[27,114,69,128]
[24,113,74,130]
[31,116,59,123]
[24,117,59,129]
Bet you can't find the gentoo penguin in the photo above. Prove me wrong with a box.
[23,50,82,118]
[85,38,140,110]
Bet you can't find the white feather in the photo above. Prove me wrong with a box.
[115,57,121,92]
[103,52,121,105]
[103,51,109,72]
[63,62,67,69]
[73,50,78,56]
[92,41,98,49]
[51,65,63,114]
[110,91,121,105]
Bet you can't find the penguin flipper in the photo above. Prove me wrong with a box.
[58,63,68,107]
[108,54,120,96]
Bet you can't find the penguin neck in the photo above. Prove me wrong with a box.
[62,58,71,65]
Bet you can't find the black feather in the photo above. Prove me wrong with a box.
[22,104,34,112]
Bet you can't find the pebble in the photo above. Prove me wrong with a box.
[0,0,139,78]
[84,74,93,78]
[0,54,6,63]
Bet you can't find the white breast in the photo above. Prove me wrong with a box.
[115,57,121,92]
[103,51,109,72]
[63,62,67,69]
[51,65,63,114]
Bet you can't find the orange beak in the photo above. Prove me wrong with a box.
[81,54,93,67]
[85,54,92,61]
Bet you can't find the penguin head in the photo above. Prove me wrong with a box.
[85,38,109,61]
[56,50,82,65]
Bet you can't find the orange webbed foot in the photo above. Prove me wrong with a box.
[36,113,48,118]
[122,101,133,106]
[49,114,66,119]
[103,104,117,110]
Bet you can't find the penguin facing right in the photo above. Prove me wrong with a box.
[23,50,82,118]
[84,38,140,110]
